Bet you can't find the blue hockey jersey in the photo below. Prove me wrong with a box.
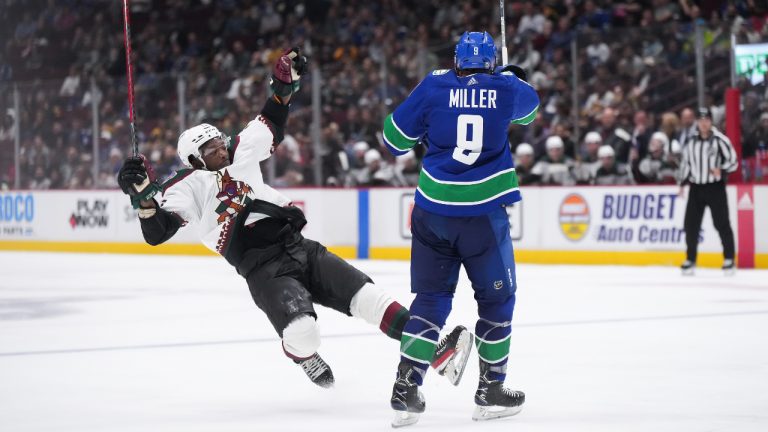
[383,69,539,216]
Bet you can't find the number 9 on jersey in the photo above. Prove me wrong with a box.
[453,114,484,165]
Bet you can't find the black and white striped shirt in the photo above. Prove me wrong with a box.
[679,128,738,185]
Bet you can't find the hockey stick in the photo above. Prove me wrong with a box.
[499,0,508,65]
[121,0,138,157]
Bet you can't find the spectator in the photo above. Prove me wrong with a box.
[517,2,547,36]
[598,107,632,163]
[594,145,632,185]
[272,135,304,188]
[531,136,575,185]
[546,16,574,58]
[578,0,613,29]
[678,107,697,146]
[573,131,603,184]
[1,0,758,189]
[59,65,80,98]
[0,110,15,142]
[551,123,577,159]
[28,165,51,189]
[659,112,681,155]
[514,143,538,185]
[321,122,350,187]
[396,150,420,187]
[21,135,51,173]
[350,141,370,170]
[354,148,405,187]
[586,33,611,66]
[631,132,677,184]
[630,110,652,159]
[580,131,603,163]
[653,0,680,23]
[68,163,93,189]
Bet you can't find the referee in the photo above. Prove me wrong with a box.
[678,108,738,274]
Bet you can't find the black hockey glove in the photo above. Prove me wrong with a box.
[270,47,309,100]
[117,155,161,209]
[283,204,307,232]
[494,64,528,82]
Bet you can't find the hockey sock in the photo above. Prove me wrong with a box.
[282,314,321,361]
[349,283,409,340]
[476,295,515,382]
[381,302,409,340]
[399,292,453,385]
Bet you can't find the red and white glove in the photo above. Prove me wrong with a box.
[271,47,309,99]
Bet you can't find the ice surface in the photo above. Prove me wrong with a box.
[1,252,767,432]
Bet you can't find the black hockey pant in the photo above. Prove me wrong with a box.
[243,233,371,336]
[684,181,735,262]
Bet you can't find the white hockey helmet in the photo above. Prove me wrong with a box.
[515,143,534,157]
[177,123,228,169]
[584,131,602,144]
[598,145,615,158]
[545,135,564,151]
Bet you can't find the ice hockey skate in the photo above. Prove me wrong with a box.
[431,325,473,386]
[390,361,425,428]
[681,260,695,275]
[723,259,735,275]
[472,361,525,421]
[295,353,334,388]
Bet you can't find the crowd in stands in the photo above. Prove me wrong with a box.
[1,0,767,190]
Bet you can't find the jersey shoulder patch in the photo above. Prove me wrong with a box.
[432,69,450,76]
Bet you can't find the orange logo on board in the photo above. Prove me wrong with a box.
[559,194,590,241]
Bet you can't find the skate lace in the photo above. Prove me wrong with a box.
[480,375,522,400]
[434,328,459,356]
[301,355,326,380]
[500,386,523,398]
[393,386,408,403]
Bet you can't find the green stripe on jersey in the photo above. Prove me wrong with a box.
[401,333,437,363]
[510,106,538,125]
[417,169,519,205]
[383,114,418,151]
[476,335,511,363]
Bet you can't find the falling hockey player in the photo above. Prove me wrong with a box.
[116,48,471,389]
[382,32,540,426]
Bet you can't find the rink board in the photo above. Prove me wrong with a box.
[0,186,765,268]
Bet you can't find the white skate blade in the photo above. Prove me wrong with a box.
[724,268,735,276]
[472,404,523,421]
[443,331,473,386]
[391,411,420,428]
[681,268,694,276]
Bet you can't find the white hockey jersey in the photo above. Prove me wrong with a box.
[159,116,291,255]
